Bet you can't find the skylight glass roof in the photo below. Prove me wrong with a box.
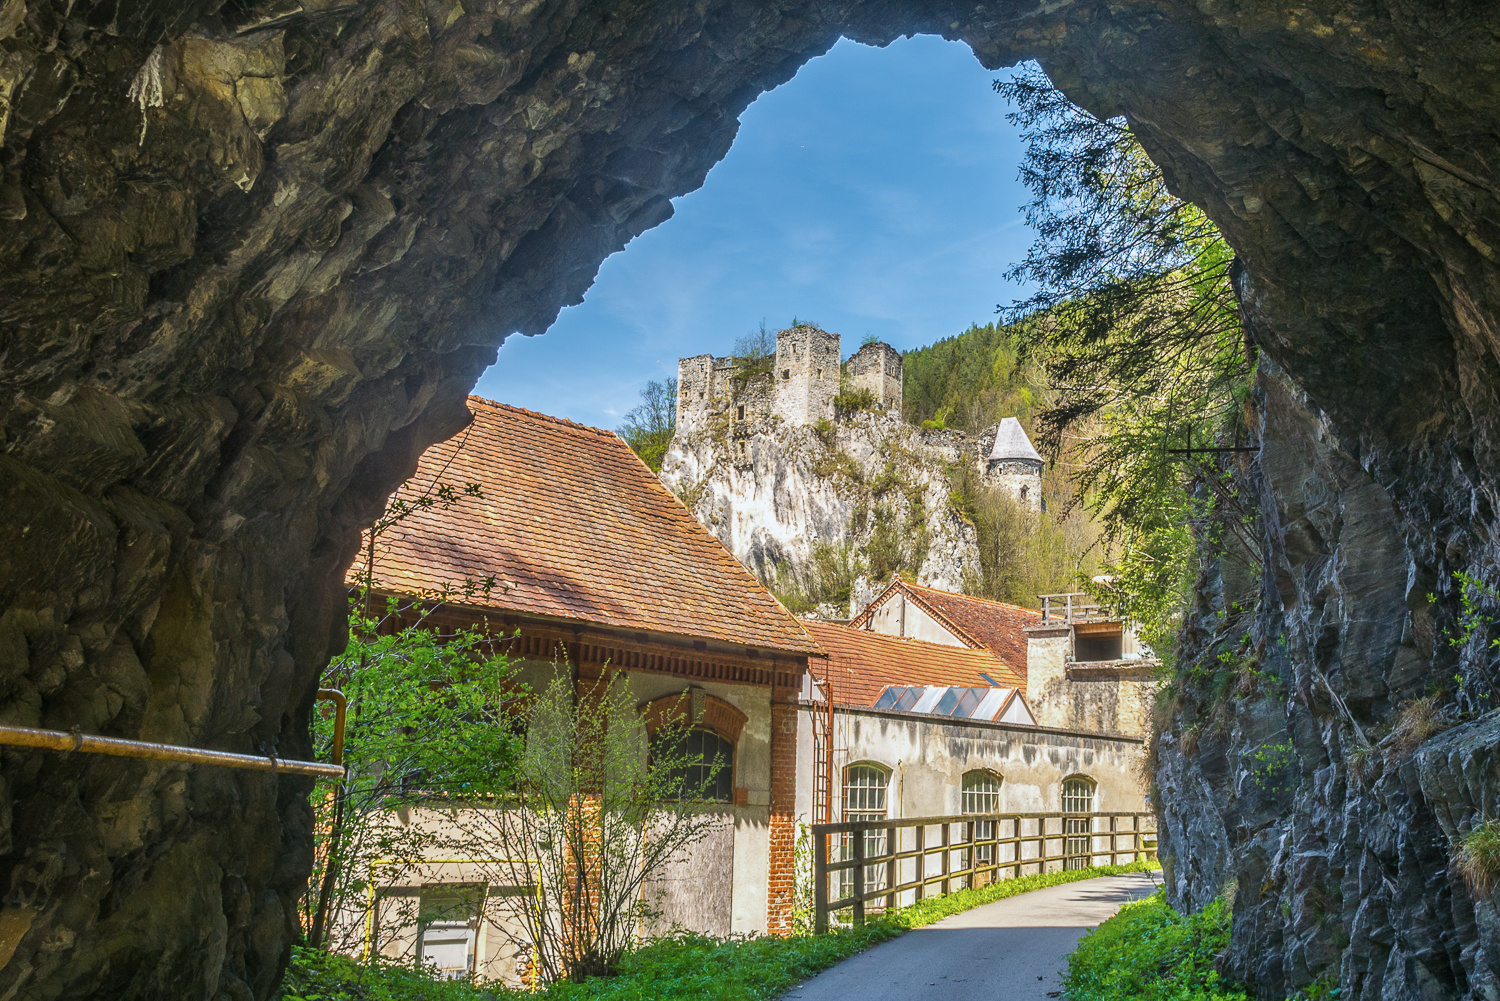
[871,685,1032,724]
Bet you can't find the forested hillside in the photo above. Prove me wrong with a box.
[901,319,1048,433]
[895,319,1103,609]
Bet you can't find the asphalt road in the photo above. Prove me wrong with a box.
[781,872,1162,1001]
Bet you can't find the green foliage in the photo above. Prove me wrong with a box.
[947,462,1101,606]
[732,324,776,390]
[305,607,519,951]
[281,946,496,1001]
[1063,889,1249,1001]
[768,541,865,616]
[1248,740,1296,796]
[1452,570,1500,652]
[832,385,877,416]
[1453,818,1500,899]
[810,446,863,485]
[617,378,678,472]
[446,671,729,984]
[901,321,1047,432]
[285,865,1159,1000]
[994,64,1255,663]
[919,406,952,431]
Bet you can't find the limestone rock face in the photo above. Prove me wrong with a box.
[0,0,1498,998]
[659,411,978,614]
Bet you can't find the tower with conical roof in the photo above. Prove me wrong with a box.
[981,417,1044,511]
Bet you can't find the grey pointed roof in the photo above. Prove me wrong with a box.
[988,417,1042,463]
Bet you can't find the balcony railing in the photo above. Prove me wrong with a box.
[1037,592,1119,624]
[810,811,1157,932]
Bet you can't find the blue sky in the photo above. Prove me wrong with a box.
[473,35,1036,429]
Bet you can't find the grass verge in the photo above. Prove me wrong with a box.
[284,860,1158,1000]
[1062,887,1247,1001]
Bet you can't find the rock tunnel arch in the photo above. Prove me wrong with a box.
[0,2,1497,999]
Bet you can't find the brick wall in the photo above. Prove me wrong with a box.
[765,685,799,935]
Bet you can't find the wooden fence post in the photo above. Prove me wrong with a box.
[813,828,829,935]
[852,826,866,928]
[914,823,926,901]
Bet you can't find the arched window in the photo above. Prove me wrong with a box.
[1062,776,1096,870]
[1062,776,1095,813]
[961,771,1002,815]
[840,764,890,902]
[659,728,735,803]
[842,763,889,821]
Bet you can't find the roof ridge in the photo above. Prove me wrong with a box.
[467,395,619,439]
[610,411,828,658]
[821,622,1010,661]
[888,582,986,651]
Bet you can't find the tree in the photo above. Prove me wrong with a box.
[618,378,678,472]
[304,599,518,954]
[994,65,1255,644]
[303,451,521,955]
[447,670,726,983]
[949,463,1102,606]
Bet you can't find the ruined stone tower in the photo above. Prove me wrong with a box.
[773,324,841,425]
[979,417,1044,511]
[845,341,903,413]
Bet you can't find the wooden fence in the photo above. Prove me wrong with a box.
[811,812,1157,933]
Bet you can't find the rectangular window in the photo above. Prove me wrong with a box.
[417,887,481,979]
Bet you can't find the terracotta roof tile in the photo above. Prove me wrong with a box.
[850,580,1041,668]
[803,622,1025,708]
[350,398,823,657]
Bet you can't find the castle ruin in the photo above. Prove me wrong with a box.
[676,325,903,444]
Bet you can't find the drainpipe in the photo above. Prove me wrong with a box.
[897,760,904,820]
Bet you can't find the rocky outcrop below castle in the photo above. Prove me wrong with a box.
[660,411,978,616]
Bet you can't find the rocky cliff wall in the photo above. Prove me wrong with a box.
[1,0,1498,998]
[660,410,978,615]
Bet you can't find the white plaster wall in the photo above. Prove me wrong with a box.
[861,591,966,648]
[797,704,1147,824]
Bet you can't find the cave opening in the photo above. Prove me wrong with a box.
[480,34,1039,428]
[0,3,1496,1000]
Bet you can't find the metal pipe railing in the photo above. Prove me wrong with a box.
[0,688,347,779]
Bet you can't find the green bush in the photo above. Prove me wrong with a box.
[833,385,877,416]
[281,946,501,1000]
[1063,888,1249,1001]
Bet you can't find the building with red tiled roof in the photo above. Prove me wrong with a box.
[792,615,1147,858]
[801,622,1025,711]
[793,595,1151,850]
[848,578,1041,669]
[345,398,821,963]
[355,397,822,662]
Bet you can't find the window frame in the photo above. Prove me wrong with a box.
[654,726,736,804]
[960,769,1002,816]
[841,762,891,821]
[1061,775,1096,814]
